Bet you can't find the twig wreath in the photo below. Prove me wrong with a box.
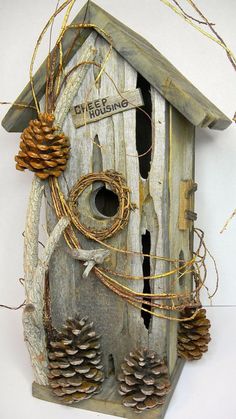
[68,170,136,240]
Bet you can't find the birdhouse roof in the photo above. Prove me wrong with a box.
[2,1,231,132]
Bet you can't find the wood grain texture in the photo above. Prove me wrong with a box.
[148,88,169,356]
[178,180,197,230]
[22,176,70,385]
[23,177,47,385]
[167,105,195,374]
[1,1,231,132]
[55,45,97,129]
[71,88,144,127]
[44,32,169,377]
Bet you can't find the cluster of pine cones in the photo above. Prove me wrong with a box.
[118,348,171,414]
[47,316,104,404]
[45,306,211,410]
[15,113,69,179]
[178,306,211,360]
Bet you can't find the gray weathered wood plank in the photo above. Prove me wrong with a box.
[147,88,169,356]
[167,105,195,373]
[44,32,171,378]
[71,88,144,127]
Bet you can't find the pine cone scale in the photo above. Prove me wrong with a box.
[144,395,160,409]
[123,395,138,407]
[132,392,146,402]
[140,385,155,396]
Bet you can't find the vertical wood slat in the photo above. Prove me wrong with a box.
[147,88,169,356]
[44,32,140,375]
[167,105,195,373]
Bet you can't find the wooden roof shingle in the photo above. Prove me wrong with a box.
[2,1,231,132]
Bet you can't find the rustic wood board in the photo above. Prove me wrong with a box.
[71,88,144,127]
[167,105,195,374]
[32,359,185,419]
[2,1,231,132]
[43,31,169,376]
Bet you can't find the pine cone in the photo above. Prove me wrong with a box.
[178,307,211,360]
[47,315,104,404]
[118,348,171,414]
[15,113,69,179]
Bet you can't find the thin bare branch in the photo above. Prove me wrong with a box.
[172,0,215,26]
[160,0,236,72]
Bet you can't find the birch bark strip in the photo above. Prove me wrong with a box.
[23,212,69,385]
[22,42,96,385]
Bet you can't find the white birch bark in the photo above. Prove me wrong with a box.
[22,177,69,385]
[22,42,96,385]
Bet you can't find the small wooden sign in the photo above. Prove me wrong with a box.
[71,88,144,128]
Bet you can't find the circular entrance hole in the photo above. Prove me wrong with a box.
[94,186,119,217]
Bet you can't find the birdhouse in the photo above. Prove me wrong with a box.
[2,2,231,418]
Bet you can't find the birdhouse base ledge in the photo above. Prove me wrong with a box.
[32,359,185,418]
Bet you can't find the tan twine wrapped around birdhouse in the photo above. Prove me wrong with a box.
[50,174,217,323]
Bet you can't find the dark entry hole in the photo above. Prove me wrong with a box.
[179,250,185,287]
[136,73,152,179]
[94,186,119,217]
[141,230,152,330]
[108,353,115,376]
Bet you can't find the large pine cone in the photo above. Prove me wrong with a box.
[118,349,171,414]
[15,113,69,179]
[178,307,211,360]
[47,315,104,404]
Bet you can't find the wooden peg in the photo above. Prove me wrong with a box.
[179,180,197,230]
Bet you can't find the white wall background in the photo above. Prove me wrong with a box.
[0,1,235,418]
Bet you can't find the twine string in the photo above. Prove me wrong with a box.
[49,174,216,322]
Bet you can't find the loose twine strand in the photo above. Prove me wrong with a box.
[220,208,236,234]
[0,278,25,311]
[160,0,236,73]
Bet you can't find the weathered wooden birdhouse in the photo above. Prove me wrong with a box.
[2,2,231,418]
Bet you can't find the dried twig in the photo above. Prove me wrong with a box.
[172,0,215,26]
[160,0,236,72]
[186,0,236,71]
[0,301,26,310]
[220,208,236,234]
